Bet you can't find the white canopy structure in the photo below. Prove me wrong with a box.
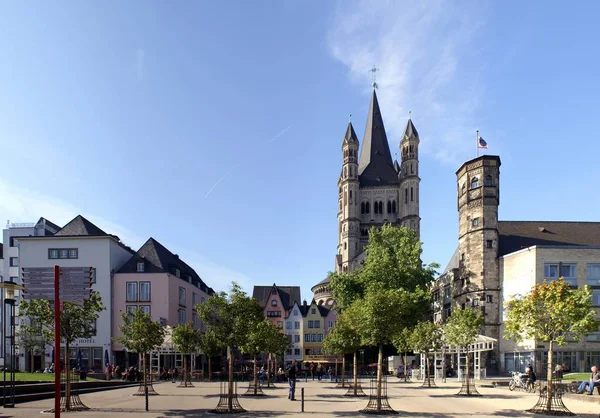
[417,334,496,380]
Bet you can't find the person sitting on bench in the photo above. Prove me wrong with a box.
[577,366,600,395]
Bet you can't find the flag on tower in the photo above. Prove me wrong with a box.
[477,133,488,149]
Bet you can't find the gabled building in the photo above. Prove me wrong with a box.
[112,237,215,369]
[284,302,304,367]
[252,284,301,330]
[301,300,339,367]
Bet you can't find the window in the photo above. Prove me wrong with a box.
[294,321,300,329]
[461,184,466,195]
[411,187,414,201]
[271,300,277,306]
[365,202,370,214]
[293,310,298,316]
[175,268,181,278]
[140,305,151,315]
[179,287,186,306]
[472,218,479,227]
[472,299,479,307]
[311,334,317,342]
[68,249,78,259]
[387,201,391,213]
[192,293,197,307]
[136,262,145,272]
[178,310,186,325]
[361,202,365,214]
[267,311,281,317]
[126,282,138,302]
[485,175,493,186]
[294,348,301,356]
[9,237,17,247]
[294,335,300,343]
[486,295,493,303]
[405,188,408,203]
[486,240,493,249]
[126,305,137,320]
[193,313,198,328]
[328,320,334,328]
[314,320,320,328]
[308,320,314,328]
[444,306,451,318]
[286,322,292,329]
[311,308,316,314]
[139,282,151,302]
[91,268,96,284]
[592,290,600,306]
[60,249,69,259]
[48,249,59,259]
[304,334,310,342]
[444,285,451,300]
[545,263,577,286]
[471,177,479,189]
[317,334,323,342]
[433,290,440,302]
[277,321,283,328]
[587,264,600,286]
[374,201,379,214]
[392,200,396,213]
[9,257,18,267]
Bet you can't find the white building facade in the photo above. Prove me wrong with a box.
[284,302,303,367]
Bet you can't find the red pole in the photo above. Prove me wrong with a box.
[54,265,61,418]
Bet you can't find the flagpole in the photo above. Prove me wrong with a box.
[476,130,479,158]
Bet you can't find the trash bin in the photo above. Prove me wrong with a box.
[80,371,87,381]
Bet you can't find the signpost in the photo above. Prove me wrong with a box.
[21,266,92,418]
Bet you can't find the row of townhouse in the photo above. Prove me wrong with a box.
[0,215,215,372]
[252,284,338,369]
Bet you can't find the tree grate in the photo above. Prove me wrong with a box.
[132,381,160,396]
[421,376,438,388]
[344,382,367,397]
[359,377,397,415]
[456,379,481,396]
[242,380,266,397]
[42,370,90,413]
[212,381,246,413]
[526,383,575,416]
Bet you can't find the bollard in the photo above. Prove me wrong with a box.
[301,387,304,412]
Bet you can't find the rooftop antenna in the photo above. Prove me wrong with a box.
[409,110,412,120]
[370,66,379,89]
[349,113,352,123]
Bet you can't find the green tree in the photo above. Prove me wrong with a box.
[172,321,202,387]
[16,320,51,373]
[198,329,221,381]
[504,279,598,411]
[323,312,361,391]
[240,319,277,395]
[409,321,444,387]
[263,323,290,387]
[444,308,483,394]
[20,291,105,411]
[197,283,264,412]
[392,327,412,382]
[328,270,364,311]
[114,308,165,411]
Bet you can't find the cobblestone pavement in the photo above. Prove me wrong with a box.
[2,378,600,417]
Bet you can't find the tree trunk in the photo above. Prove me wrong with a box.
[546,341,554,411]
[208,355,212,381]
[227,346,234,412]
[426,354,431,387]
[341,355,346,387]
[30,350,34,373]
[267,353,272,387]
[353,351,358,396]
[143,353,149,411]
[183,354,188,387]
[404,351,408,382]
[465,348,470,395]
[253,355,258,395]
[65,345,71,410]
[376,344,383,412]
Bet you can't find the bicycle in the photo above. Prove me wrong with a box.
[508,371,535,393]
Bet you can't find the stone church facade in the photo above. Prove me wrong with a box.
[313,90,421,305]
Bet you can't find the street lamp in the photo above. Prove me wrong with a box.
[0,281,25,408]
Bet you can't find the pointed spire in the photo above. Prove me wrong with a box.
[357,90,398,185]
[343,122,359,144]
[403,116,419,141]
[393,159,400,173]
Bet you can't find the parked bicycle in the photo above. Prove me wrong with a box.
[508,371,535,393]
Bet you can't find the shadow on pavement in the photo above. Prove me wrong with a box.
[162,410,292,417]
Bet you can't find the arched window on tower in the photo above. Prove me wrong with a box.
[361,202,365,214]
[411,164,414,174]
[366,202,370,214]
[405,188,408,203]
[461,184,466,195]
[411,187,414,201]
[374,202,379,214]
[378,201,383,214]
[387,201,392,213]
[349,190,353,203]
[344,242,347,250]
[471,177,479,189]
[349,166,353,177]
[485,175,493,186]
[392,200,397,213]
[344,167,347,178]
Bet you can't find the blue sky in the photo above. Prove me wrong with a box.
[1,1,599,301]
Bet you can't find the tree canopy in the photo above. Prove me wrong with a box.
[444,308,483,349]
[409,321,444,355]
[504,278,598,345]
[172,321,202,355]
[114,308,165,355]
[323,313,361,356]
[240,318,277,358]
[19,291,105,347]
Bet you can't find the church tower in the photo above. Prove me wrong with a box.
[456,155,501,370]
[337,122,360,273]
[399,117,421,237]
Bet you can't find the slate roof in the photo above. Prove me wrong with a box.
[358,90,399,187]
[252,284,302,310]
[441,247,459,276]
[35,217,60,236]
[55,215,108,237]
[343,122,359,144]
[118,237,215,295]
[402,118,419,140]
[498,221,600,256]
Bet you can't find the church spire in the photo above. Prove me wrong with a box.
[357,90,398,185]
[402,117,419,141]
[343,122,359,145]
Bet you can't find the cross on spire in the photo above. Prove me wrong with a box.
[370,66,379,89]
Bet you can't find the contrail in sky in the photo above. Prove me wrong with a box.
[204,124,294,198]
[205,164,241,198]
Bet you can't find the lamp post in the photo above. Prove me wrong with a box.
[1,281,24,408]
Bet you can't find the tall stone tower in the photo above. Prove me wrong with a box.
[337,123,360,273]
[456,155,501,371]
[399,118,421,237]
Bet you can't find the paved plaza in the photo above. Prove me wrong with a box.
[3,378,600,417]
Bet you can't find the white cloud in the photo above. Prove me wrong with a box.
[136,48,145,81]
[0,178,254,293]
[329,0,487,164]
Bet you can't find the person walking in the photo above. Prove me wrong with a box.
[287,360,298,401]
